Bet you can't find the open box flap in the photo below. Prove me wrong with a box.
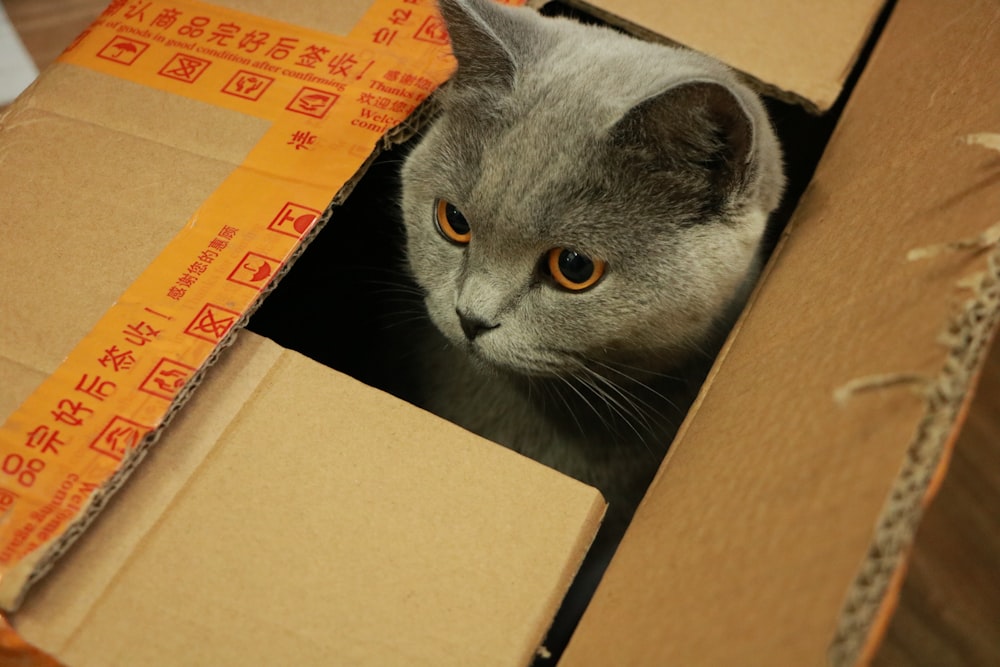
[14,333,605,665]
[1,0,605,660]
[0,0,468,607]
[562,0,1000,663]
[0,73,250,377]
[561,0,887,113]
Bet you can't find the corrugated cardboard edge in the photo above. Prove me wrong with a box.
[4,92,442,611]
[829,146,1000,665]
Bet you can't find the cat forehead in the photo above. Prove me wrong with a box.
[433,104,693,249]
[512,20,734,121]
[440,13,737,131]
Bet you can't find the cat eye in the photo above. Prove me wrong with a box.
[547,248,606,291]
[434,199,471,245]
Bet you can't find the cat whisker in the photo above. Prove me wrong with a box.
[594,357,687,384]
[556,376,615,438]
[571,374,661,463]
[589,360,685,416]
[546,378,587,439]
[577,367,661,435]
[577,374,648,438]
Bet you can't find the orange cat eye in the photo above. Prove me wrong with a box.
[434,199,471,244]
[547,248,606,291]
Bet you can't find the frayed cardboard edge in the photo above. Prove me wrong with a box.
[828,134,1000,666]
[5,96,443,612]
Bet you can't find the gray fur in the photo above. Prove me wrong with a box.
[400,0,785,533]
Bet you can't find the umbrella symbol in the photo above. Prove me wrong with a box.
[243,259,274,283]
[293,214,316,234]
[111,41,139,60]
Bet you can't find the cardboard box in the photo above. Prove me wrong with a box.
[2,0,998,665]
[559,0,1000,664]
[0,1,604,664]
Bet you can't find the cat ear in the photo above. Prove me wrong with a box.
[437,0,524,93]
[613,81,756,199]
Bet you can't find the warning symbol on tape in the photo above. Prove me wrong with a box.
[268,202,320,238]
[222,70,274,101]
[90,416,150,462]
[184,303,241,344]
[97,36,149,66]
[139,358,197,401]
[414,16,449,44]
[158,53,211,83]
[227,252,281,290]
[286,86,339,119]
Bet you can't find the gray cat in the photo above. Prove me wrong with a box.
[400,0,784,543]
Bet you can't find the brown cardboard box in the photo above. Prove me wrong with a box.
[0,1,605,664]
[2,0,999,665]
[560,0,1000,664]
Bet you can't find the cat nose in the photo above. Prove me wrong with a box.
[457,309,499,341]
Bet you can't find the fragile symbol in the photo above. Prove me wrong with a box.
[97,36,149,65]
[222,70,274,101]
[158,53,211,83]
[139,358,197,401]
[90,416,150,462]
[413,16,449,45]
[227,252,281,290]
[286,86,339,119]
[267,202,321,238]
[183,303,241,344]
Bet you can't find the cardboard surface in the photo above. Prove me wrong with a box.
[567,0,886,112]
[0,0,473,605]
[15,333,604,666]
[1,0,604,662]
[561,0,1000,663]
[873,328,1000,666]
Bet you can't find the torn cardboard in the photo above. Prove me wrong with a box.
[561,0,1000,663]
[870,298,1000,666]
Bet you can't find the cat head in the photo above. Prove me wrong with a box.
[400,0,785,380]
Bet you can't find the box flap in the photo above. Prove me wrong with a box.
[871,326,1000,665]
[0,77,252,375]
[561,0,1000,662]
[1,0,605,661]
[15,332,605,665]
[0,0,471,606]
[566,0,887,112]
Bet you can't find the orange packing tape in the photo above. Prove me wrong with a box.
[0,614,63,667]
[0,0,520,612]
